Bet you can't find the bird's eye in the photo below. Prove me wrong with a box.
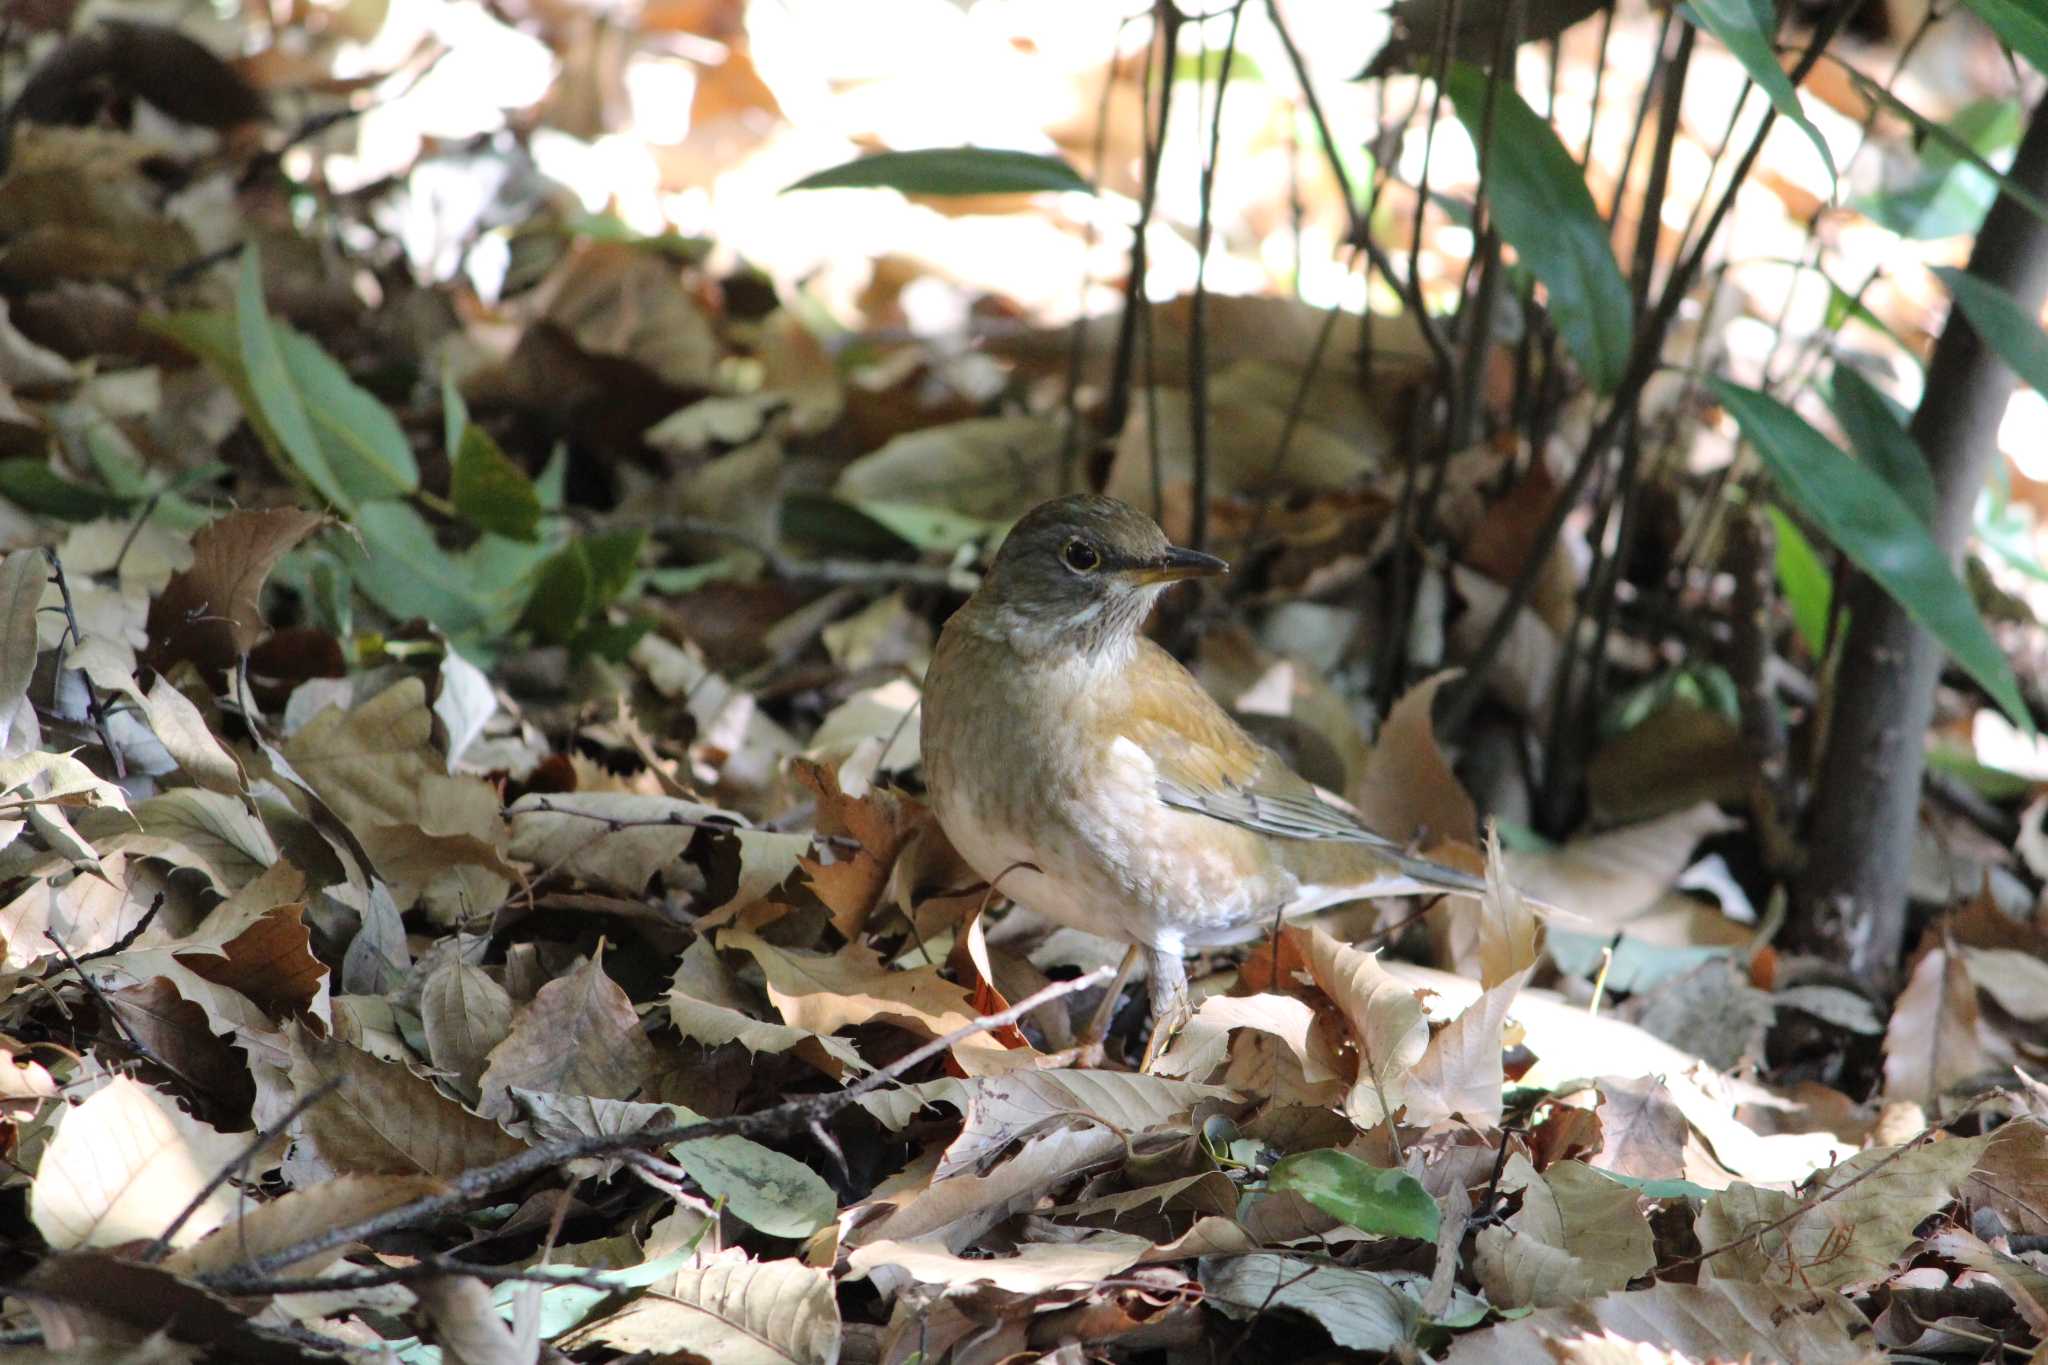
[1061,538,1101,573]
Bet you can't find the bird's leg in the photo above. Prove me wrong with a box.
[1071,943,1144,1065]
[1138,948,1191,1073]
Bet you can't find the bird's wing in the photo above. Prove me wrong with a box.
[1120,641,1406,852]
[1122,640,1487,897]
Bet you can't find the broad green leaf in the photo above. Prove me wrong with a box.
[1710,378,2028,729]
[163,283,416,509]
[275,328,417,503]
[1268,1149,1440,1241]
[1768,504,1833,657]
[1591,1171,1719,1201]
[345,501,516,641]
[1679,0,1836,184]
[1443,62,1632,392]
[450,425,541,542]
[522,542,597,646]
[581,530,646,607]
[1965,0,2048,75]
[1934,266,2048,397]
[852,498,1006,553]
[1827,365,1937,528]
[0,459,134,520]
[1173,48,1266,84]
[668,1107,836,1238]
[237,249,351,512]
[787,147,1092,196]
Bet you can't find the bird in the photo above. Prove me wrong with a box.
[920,493,1489,1068]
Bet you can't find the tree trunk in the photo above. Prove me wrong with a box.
[1793,95,2048,979]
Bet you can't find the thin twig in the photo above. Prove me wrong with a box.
[41,548,125,780]
[197,966,1113,1292]
[141,1076,344,1262]
[644,520,978,593]
[1440,0,1865,738]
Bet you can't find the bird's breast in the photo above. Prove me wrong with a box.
[922,628,1285,948]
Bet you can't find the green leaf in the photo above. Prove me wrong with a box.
[237,248,352,512]
[1964,0,2048,75]
[522,542,597,646]
[275,328,418,504]
[1827,365,1937,528]
[168,272,418,510]
[1442,62,1632,392]
[0,459,134,520]
[852,498,1007,553]
[1679,0,1836,185]
[1857,98,2019,240]
[667,1109,837,1238]
[1768,504,1833,658]
[450,425,542,542]
[1934,265,2048,398]
[581,530,646,608]
[1589,1170,1719,1201]
[345,502,520,641]
[1268,1150,1440,1241]
[1710,378,2029,730]
[1840,68,2048,230]
[786,147,1092,197]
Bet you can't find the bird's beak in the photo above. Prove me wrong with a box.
[1124,544,1230,585]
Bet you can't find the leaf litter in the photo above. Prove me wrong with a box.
[4,2,2048,1363]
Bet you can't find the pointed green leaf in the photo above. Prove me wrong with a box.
[451,424,541,542]
[1827,365,1937,528]
[1964,0,2048,76]
[1768,504,1833,658]
[1841,69,2048,230]
[786,147,1092,196]
[1679,0,1836,184]
[275,329,417,503]
[1934,266,2048,397]
[237,249,352,512]
[1443,62,1632,392]
[1711,378,2027,729]
[1268,1149,1440,1241]
[521,542,596,646]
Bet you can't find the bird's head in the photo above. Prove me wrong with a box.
[972,494,1228,658]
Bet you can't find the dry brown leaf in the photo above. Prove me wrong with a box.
[1590,1077,1692,1183]
[165,1174,445,1277]
[789,756,926,939]
[720,919,977,1042]
[505,791,713,895]
[665,938,867,1075]
[1404,966,1532,1128]
[834,414,1065,521]
[1883,946,1996,1105]
[1472,1158,1654,1310]
[420,958,515,1098]
[848,1232,1151,1295]
[555,1251,840,1364]
[1504,803,1739,928]
[28,1076,246,1251]
[1350,669,1478,851]
[1296,926,1428,1128]
[918,1069,1238,1179]
[1961,1116,2048,1235]
[144,507,323,679]
[287,1026,525,1178]
[1696,1133,1989,1293]
[283,679,512,911]
[1439,1282,1870,1364]
[475,950,657,1122]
